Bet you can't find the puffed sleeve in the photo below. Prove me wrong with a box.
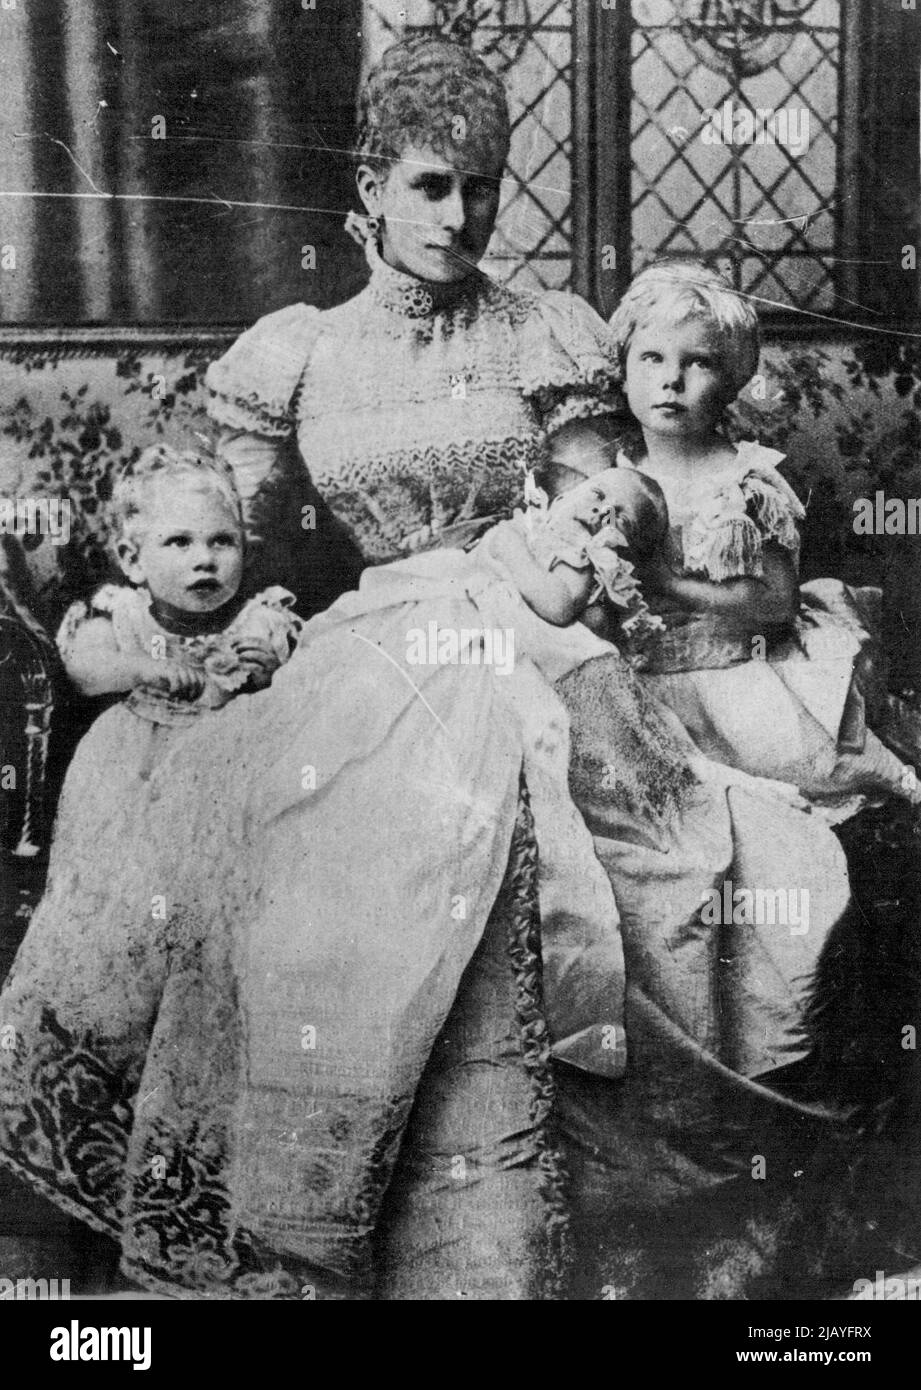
[232,586,303,666]
[56,584,146,665]
[205,303,323,440]
[518,291,625,435]
[737,443,805,560]
[206,304,334,578]
[681,444,805,581]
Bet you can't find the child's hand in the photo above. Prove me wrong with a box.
[230,637,281,690]
[137,656,206,701]
[580,599,614,638]
[631,551,676,598]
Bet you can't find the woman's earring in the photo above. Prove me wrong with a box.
[344,210,383,252]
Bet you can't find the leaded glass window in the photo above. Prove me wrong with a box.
[362,1,575,292]
[630,0,841,312]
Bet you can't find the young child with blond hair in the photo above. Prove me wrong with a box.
[608,258,920,820]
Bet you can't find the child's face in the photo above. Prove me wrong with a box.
[118,484,243,616]
[357,141,503,284]
[625,315,730,443]
[550,468,651,543]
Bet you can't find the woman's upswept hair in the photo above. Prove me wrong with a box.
[608,259,760,397]
[110,444,242,546]
[357,34,511,171]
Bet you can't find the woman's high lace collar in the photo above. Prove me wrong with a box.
[364,238,486,319]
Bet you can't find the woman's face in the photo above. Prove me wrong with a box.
[358,141,504,283]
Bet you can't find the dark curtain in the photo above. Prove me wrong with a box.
[0,0,366,324]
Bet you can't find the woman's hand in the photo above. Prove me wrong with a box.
[231,638,281,690]
[690,754,809,811]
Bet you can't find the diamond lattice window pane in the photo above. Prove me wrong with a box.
[362,1,573,292]
[630,0,841,314]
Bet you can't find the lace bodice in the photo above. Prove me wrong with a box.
[621,441,805,581]
[206,244,624,564]
[618,442,806,673]
[57,584,301,721]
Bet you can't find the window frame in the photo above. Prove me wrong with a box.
[572,0,921,337]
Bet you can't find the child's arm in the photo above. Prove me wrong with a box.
[636,541,797,630]
[479,521,594,626]
[62,617,203,699]
[229,637,283,690]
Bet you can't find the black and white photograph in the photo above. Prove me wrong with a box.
[0,0,919,1334]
